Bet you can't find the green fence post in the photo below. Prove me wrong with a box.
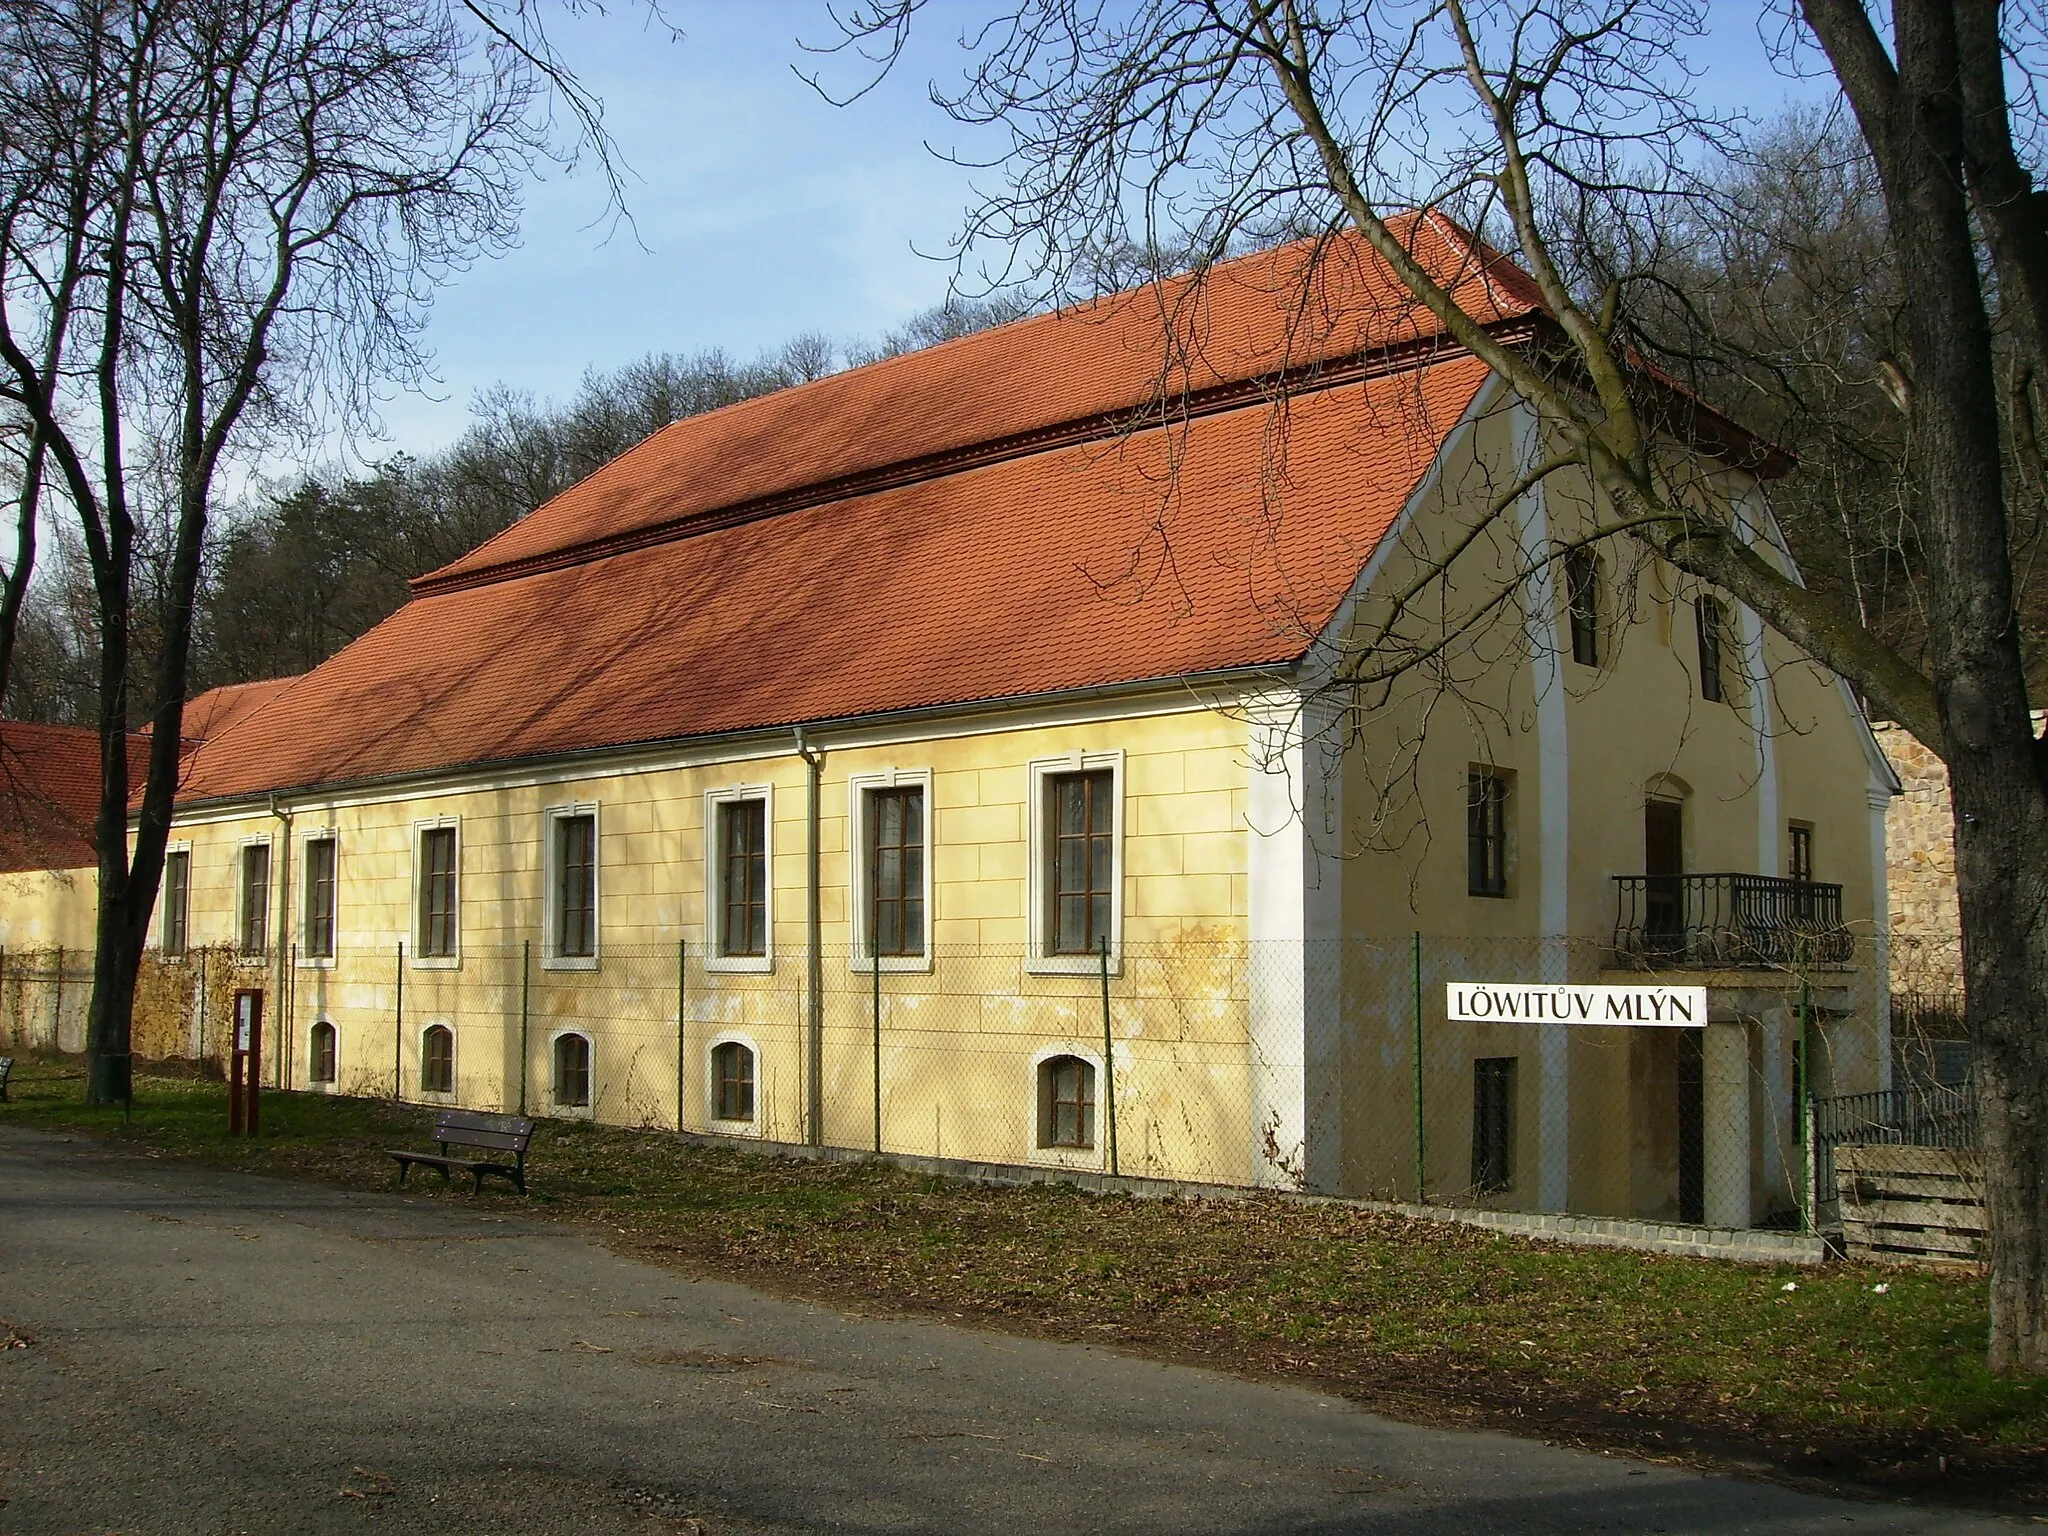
[688,933,696,1138]
[518,939,531,1116]
[676,937,687,1133]
[393,941,404,1101]
[1412,931,1425,1203]
[872,946,883,1154]
[287,941,297,1092]
[1797,970,1813,1233]
[1100,935,1118,1177]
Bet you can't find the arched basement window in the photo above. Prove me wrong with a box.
[1038,1055,1095,1149]
[420,1024,454,1095]
[553,1032,592,1108]
[309,1021,337,1085]
[712,1041,755,1123]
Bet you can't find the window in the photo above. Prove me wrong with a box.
[712,1040,755,1122]
[550,809,598,961]
[309,1021,337,1085]
[867,785,925,958]
[239,843,271,954]
[161,848,190,956]
[1467,770,1508,898]
[1038,1055,1096,1149]
[1050,769,1114,954]
[303,836,337,960]
[1471,1057,1517,1193]
[1565,550,1600,667]
[1027,753,1123,972]
[718,798,767,958]
[1789,823,1814,884]
[552,1032,591,1108]
[1696,595,1726,703]
[417,825,458,959]
[420,1024,454,1095]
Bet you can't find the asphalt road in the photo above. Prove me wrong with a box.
[0,1127,2022,1535]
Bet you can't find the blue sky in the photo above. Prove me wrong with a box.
[371,1,1830,463]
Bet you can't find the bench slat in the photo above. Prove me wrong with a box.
[436,1129,528,1153]
[436,1110,534,1136]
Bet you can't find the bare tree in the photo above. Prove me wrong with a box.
[0,0,544,1105]
[821,0,2048,1372]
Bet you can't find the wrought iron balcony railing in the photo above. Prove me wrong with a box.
[1611,873,1853,968]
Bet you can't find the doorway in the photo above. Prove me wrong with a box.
[1644,799,1684,958]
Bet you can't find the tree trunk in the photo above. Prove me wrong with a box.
[1875,0,2048,1372]
[82,548,133,1106]
[83,893,140,1104]
[1964,801,2048,1372]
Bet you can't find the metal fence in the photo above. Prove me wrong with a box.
[1808,1080,1980,1231]
[0,929,1917,1239]
[0,944,95,1054]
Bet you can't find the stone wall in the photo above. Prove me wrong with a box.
[1872,720,1971,1014]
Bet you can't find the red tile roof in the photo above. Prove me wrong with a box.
[419,218,1541,594]
[177,677,300,747]
[0,722,147,872]
[175,225,1541,805]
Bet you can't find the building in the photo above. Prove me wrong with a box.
[0,720,120,953]
[30,225,1898,1229]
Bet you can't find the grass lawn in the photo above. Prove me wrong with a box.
[3,1054,2042,1506]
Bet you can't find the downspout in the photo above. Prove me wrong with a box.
[793,726,824,1146]
[268,794,293,1090]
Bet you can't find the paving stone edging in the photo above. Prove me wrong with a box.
[675,1129,1829,1266]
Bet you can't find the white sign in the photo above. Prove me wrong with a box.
[1446,982,1706,1027]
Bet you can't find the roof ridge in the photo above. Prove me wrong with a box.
[417,228,1508,591]
[410,324,1514,600]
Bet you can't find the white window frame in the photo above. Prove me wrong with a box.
[417,1019,457,1099]
[848,767,934,972]
[546,1027,596,1117]
[1025,750,1125,975]
[541,801,602,970]
[1026,1043,1110,1170]
[703,785,774,973]
[298,827,339,968]
[158,840,192,953]
[237,834,276,956]
[705,1030,762,1134]
[306,1017,340,1093]
[410,816,461,969]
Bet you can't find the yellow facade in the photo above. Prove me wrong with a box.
[0,865,97,950]
[1316,397,1891,1222]
[0,866,98,1052]
[154,699,1271,1183]
[18,387,1893,1230]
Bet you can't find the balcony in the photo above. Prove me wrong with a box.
[1611,873,1853,969]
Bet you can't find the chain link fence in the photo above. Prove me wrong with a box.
[0,927,1958,1240]
[0,944,94,1054]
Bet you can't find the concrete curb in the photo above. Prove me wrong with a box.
[670,1129,1829,1266]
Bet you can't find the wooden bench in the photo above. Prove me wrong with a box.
[0,1056,12,1102]
[388,1110,534,1194]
